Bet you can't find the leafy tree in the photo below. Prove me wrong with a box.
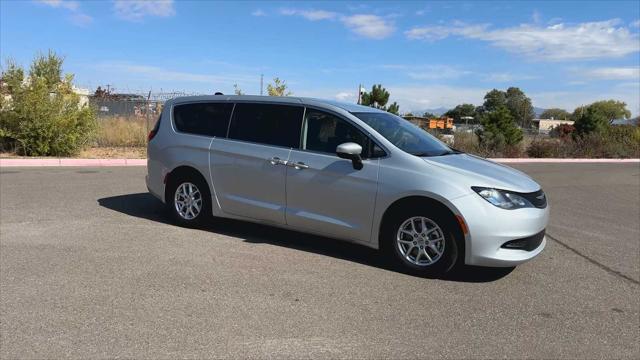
[361,84,390,108]
[386,101,399,115]
[482,89,507,112]
[481,87,534,128]
[404,112,415,117]
[233,84,244,95]
[445,103,476,123]
[540,108,570,120]
[266,77,291,96]
[573,100,632,135]
[361,84,399,114]
[0,51,96,156]
[477,105,523,150]
[422,111,436,118]
[505,87,535,128]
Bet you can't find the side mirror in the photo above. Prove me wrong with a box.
[336,142,363,170]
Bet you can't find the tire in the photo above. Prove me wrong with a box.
[382,206,459,277]
[165,172,211,227]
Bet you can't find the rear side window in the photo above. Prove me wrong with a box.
[228,103,303,148]
[173,102,233,137]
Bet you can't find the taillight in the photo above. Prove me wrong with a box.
[147,129,157,142]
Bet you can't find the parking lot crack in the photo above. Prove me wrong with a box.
[546,233,639,286]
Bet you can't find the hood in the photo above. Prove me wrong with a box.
[422,154,541,193]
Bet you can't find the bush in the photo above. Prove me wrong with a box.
[549,123,575,140]
[527,125,640,158]
[95,116,148,147]
[477,106,523,152]
[0,51,97,156]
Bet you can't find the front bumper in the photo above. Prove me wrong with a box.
[451,193,549,267]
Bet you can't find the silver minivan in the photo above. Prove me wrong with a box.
[147,95,548,276]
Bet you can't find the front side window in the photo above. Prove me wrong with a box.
[228,103,303,148]
[173,102,233,137]
[302,109,384,158]
[352,112,453,157]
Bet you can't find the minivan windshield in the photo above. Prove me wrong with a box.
[351,112,456,157]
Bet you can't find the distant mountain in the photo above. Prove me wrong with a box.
[409,106,549,117]
[533,107,547,117]
[411,107,450,116]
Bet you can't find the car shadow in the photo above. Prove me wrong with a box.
[97,193,514,283]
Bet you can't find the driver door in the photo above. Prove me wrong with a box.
[284,109,383,243]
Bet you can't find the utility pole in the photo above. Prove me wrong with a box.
[260,74,263,96]
[357,84,361,104]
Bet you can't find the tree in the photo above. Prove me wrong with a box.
[505,87,535,128]
[444,103,477,123]
[586,100,630,124]
[361,84,399,114]
[361,84,389,108]
[266,77,291,96]
[0,51,96,156]
[422,111,436,119]
[540,108,570,120]
[573,100,631,135]
[482,89,507,112]
[233,84,244,95]
[477,105,523,150]
[481,87,534,128]
[404,112,415,117]
[386,102,399,115]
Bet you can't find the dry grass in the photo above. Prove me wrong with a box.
[95,116,150,147]
[79,146,146,159]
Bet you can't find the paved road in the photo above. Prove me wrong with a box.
[1,164,638,358]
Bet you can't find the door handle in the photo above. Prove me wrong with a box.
[291,162,309,170]
[268,157,287,166]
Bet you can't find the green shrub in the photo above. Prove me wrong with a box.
[477,106,523,152]
[526,125,640,158]
[0,51,97,156]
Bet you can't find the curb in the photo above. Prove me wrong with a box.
[0,158,638,167]
[0,158,147,167]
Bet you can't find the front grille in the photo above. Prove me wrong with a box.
[519,189,547,209]
[501,230,545,251]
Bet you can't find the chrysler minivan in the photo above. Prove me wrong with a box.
[146,96,548,275]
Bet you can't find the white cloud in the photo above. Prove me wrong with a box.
[251,9,266,17]
[483,72,537,82]
[404,65,471,80]
[335,91,355,101]
[532,10,541,24]
[341,14,395,39]
[35,0,93,26]
[280,8,338,21]
[280,8,394,39]
[114,0,175,21]
[631,20,640,28]
[70,12,93,26]
[94,62,256,85]
[37,0,79,11]
[581,67,640,80]
[406,19,640,60]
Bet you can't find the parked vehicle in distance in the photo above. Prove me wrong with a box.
[146,96,548,276]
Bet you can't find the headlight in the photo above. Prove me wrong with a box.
[472,187,534,210]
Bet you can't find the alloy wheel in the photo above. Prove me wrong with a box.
[396,216,445,266]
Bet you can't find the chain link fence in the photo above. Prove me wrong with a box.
[89,92,202,154]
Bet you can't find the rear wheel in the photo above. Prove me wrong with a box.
[383,207,459,276]
[166,173,211,227]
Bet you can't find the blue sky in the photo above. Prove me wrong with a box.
[1,0,639,114]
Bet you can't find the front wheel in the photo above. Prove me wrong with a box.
[166,175,211,227]
[383,209,459,276]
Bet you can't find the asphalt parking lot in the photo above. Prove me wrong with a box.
[1,163,639,358]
